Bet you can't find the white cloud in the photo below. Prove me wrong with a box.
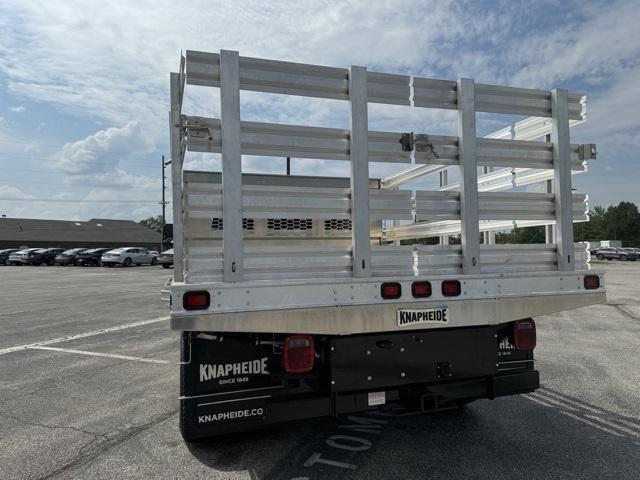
[9,105,25,113]
[0,0,639,218]
[0,185,32,199]
[54,122,155,174]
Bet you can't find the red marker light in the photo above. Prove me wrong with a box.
[412,281,432,298]
[183,291,210,310]
[583,275,600,290]
[441,280,461,297]
[381,282,401,299]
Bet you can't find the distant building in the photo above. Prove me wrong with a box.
[0,218,161,250]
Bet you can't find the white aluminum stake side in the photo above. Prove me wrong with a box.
[168,50,605,335]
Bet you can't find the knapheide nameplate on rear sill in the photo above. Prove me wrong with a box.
[397,307,449,327]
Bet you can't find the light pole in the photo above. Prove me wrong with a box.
[161,156,172,252]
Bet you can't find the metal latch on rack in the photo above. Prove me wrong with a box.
[578,143,597,161]
[399,132,439,158]
[183,116,214,141]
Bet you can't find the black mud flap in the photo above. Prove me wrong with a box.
[179,333,282,441]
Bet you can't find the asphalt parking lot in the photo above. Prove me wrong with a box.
[1,263,639,479]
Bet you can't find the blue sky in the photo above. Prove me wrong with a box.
[0,0,638,221]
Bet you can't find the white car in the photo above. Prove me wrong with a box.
[101,247,158,267]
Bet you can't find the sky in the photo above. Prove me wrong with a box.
[0,0,638,222]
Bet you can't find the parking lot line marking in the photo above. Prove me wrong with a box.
[0,316,169,356]
[28,345,171,364]
[526,393,639,439]
[559,411,625,437]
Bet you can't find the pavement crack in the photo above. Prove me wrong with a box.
[0,412,101,438]
[608,303,640,323]
[36,408,179,480]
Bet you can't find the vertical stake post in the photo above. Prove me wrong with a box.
[349,66,371,277]
[439,170,449,245]
[457,78,481,273]
[551,88,574,271]
[169,73,184,281]
[220,50,243,282]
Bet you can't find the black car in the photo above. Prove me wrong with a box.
[75,248,111,266]
[54,248,88,265]
[25,248,65,266]
[0,249,19,266]
[595,247,636,261]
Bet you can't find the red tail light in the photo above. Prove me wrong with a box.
[284,335,315,373]
[183,291,210,310]
[412,281,431,298]
[441,280,461,297]
[381,282,401,299]
[513,319,536,350]
[584,275,600,290]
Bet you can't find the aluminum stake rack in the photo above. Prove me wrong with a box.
[168,50,605,335]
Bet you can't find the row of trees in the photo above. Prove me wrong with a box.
[496,201,640,246]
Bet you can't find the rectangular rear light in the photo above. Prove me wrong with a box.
[381,282,401,299]
[584,275,600,290]
[513,319,536,350]
[412,281,431,298]
[284,335,315,373]
[441,280,461,297]
[183,291,210,310]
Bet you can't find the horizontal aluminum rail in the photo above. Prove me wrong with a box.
[183,116,590,170]
[185,50,585,119]
[182,243,590,284]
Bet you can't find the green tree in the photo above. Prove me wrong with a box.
[495,226,545,244]
[573,202,640,246]
[139,215,163,233]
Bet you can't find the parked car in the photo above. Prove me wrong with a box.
[594,247,634,261]
[619,248,639,261]
[24,248,65,266]
[101,247,158,267]
[0,249,19,266]
[157,248,173,269]
[54,248,88,265]
[8,248,40,265]
[75,248,111,266]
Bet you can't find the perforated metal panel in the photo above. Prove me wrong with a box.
[267,218,313,231]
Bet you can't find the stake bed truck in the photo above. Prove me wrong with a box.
[167,50,605,441]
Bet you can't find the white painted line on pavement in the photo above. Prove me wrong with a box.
[583,414,640,438]
[0,316,169,356]
[526,393,638,440]
[559,411,625,437]
[29,345,171,364]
